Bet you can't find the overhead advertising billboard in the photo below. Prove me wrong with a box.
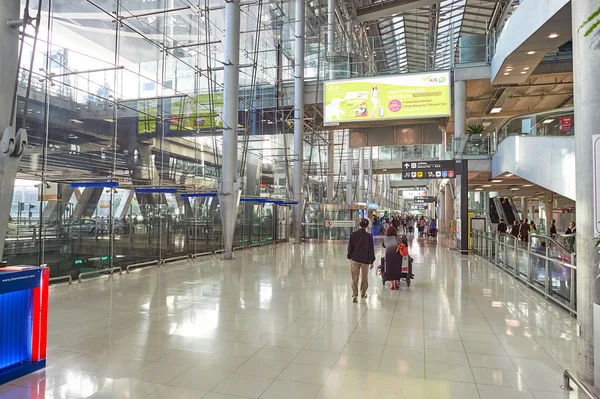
[323,71,451,124]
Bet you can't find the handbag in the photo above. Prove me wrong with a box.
[395,236,409,257]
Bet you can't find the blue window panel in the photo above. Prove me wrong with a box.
[0,290,32,371]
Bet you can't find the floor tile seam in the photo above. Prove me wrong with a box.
[472,253,575,334]
[237,345,322,399]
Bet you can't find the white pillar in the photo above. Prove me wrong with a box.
[573,0,600,384]
[367,148,373,204]
[327,131,334,203]
[218,0,241,260]
[346,147,352,205]
[444,184,453,233]
[358,148,365,203]
[454,80,467,138]
[545,192,554,232]
[293,0,305,243]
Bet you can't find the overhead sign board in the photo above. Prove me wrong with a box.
[323,71,451,123]
[325,220,356,228]
[413,196,436,204]
[402,190,428,199]
[402,160,456,180]
[397,186,428,191]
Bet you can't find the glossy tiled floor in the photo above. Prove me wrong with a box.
[0,236,589,398]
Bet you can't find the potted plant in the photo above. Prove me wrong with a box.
[467,124,485,139]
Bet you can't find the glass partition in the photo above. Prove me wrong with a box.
[472,230,577,315]
[498,107,575,143]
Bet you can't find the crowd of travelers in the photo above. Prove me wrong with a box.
[370,214,437,238]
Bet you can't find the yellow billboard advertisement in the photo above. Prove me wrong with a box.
[323,71,451,123]
[138,93,223,135]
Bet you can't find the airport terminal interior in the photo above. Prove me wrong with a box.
[0,0,598,397]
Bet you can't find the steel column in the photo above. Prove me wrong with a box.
[219,0,241,259]
[293,0,305,243]
[367,148,373,204]
[358,148,365,203]
[327,130,334,203]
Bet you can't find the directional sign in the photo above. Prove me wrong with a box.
[413,196,436,204]
[402,160,456,180]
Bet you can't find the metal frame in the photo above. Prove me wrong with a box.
[78,266,122,283]
[49,275,72,285]
[562,369,598,398]
[126,260,159,273]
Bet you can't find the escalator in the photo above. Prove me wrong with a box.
[499,197,518,225]
[507,198,521,221]
[490,197,509,225]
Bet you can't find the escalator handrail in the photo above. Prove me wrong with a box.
[530,233,576,258]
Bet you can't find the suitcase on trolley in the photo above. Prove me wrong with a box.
[378,247,414,288]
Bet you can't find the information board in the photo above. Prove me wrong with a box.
[325,220,356,228]
[324,71,451,123]
[402,160,456,180]
[413,196,436,204]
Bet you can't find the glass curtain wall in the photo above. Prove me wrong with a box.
[6,0,329,280]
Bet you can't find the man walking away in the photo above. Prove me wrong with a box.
[550,219,557,238]
[519,219,530,243]
[347,219,375,303]
[497,219,507,234]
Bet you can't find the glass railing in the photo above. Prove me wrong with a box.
[498,107,574,144]
[372,145,441,162]
[452,133,497,158]
[3,196,292,283]
[472,230,576,316]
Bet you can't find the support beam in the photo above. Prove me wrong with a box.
[454,79,467,138]
[219,0,241,260]
[327,131,334,203]
[293,0,305,243]
[356,0,439,22]
[358,148,365,203]
[367,148,373,204]
[72,188,103,220]
[0,0,22,262]
[346,147,353,205]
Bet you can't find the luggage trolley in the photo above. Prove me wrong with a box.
[378,235,414,287]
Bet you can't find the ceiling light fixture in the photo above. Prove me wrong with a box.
[506,67,513,71]
[527,51,536,55]
[521,71,527,74]
[543,119,555,124]
[490,107,502,114]
[511,187,520,191]
[475,188,483,191]
[523,67,530,70]
[523,184,533,187]
[491,179,503,183]
[504,72,510,76]
[548,33,559,39]
[506,173,514,177]
[482,184,492,187]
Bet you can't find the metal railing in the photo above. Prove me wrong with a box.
[78,266,122,283]
[562,369,598,398]
[452,134,497,158]
[49,275,72,285]
[472,230,577,316]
